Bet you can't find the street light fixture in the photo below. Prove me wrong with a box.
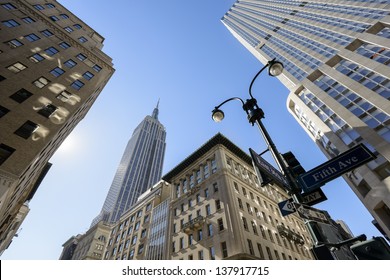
[211,58,302,197]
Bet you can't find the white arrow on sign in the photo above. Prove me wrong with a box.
[278,199,296,216]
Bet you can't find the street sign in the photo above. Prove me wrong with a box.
[278,199,296,216]
[298,143,376,192]
[249,148,290,190]
[301,188,327,206]
[295,203,330,224]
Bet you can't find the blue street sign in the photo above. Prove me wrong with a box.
[298,143,376,193]
[278,199,296,217]
[249,148,290,190]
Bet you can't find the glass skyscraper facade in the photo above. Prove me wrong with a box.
[91,103,166,226]
[222,1,390,236]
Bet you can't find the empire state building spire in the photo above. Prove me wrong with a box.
[90,102,166,226]
[152,99,160,120]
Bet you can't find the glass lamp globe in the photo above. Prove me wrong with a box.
[212,109,225,123]
[268,61,284,77]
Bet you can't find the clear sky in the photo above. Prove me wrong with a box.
[2,0,382,260]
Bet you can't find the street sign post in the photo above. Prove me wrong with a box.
[278,199,296,217]
[298,143,376,192]
[249,148,290,190]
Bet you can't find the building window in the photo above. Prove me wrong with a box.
[204,165,209,179]
[146,203,152,212]
[93,64,102,72]
[172,241,175,253]
[141,229,147,238]
[205,204,211,215]
[30,79,51,95]
[134,221,140,231]
[14,121,39,139]
[196,194,201,203]
[78,36,88,43]
[257,243,265,259]
[45,3,55,8]
[0,105,10,118]
[7,62,27,73]
[49,16,59,21]
[127,226,133,235]
[73,24,82,29]
[2,3,17,10]
[213,182,218,192]
[179,237,184,249]
[221,242,228,258]
[83,71,94,80]
[198,229,203,241]
[10,88,32,103]
[215,199,221,210]
[0,144,15,165]
[45,47,59,56]
[50,67,65,77]
[2,19,20,27]
[38,104,57,118]
[64,59,77,68]
[268,229,274,243]
[218,218,224,231]
[246,203,253,215]
[131,235,137,245]
[266,247,273,260]
[57,91,77,104]
[242,217,249,231]
[238,198,243,209]
[41,29,54,37]
[33,4,44,10]
[129,249,135,260]
[233,182,239,192]
[59,42,71,49]
[274,250,280,260]
[143,215,149,223]
[29,53,45,63]
[64,26,73,33]
[209,246,215,260]
[260,225,268,239]
[251,221,258,235]
[247,239,254,255]
[188,234,193,246]
[6,39,23,48]
[60,14,69,19]
[207,224,213,237]
[76,53,87,61]
[204,188,209,198]
[71,80,84,90]
[198,250,204,260]
[210,158,217,173]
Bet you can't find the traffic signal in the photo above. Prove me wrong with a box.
[350,237,390,260]
[282,151,306,178]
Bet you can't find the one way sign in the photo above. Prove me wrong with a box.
[278,199,296,216]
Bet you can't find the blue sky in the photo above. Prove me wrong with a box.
[2,0,381,259]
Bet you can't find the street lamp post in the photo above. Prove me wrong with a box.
[212,58,302,198]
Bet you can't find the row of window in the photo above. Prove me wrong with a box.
[174,182,218,216]
[174,159,217,198]
[2,2,83,29]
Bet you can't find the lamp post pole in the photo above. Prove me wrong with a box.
[212,59,302,198]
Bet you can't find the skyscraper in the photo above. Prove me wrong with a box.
[91,102,166,226]
[0,0,114,254]
[222,1,390,236]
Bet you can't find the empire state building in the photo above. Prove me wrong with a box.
[91,102,166,226]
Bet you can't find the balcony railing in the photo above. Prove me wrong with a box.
[182,216,204,234]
